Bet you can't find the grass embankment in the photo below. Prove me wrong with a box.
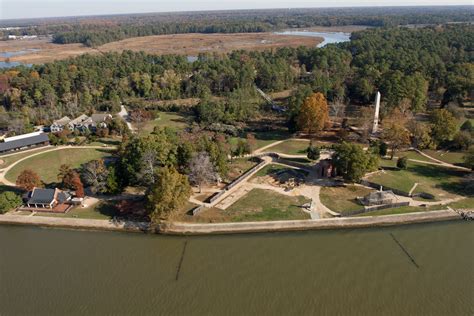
[226,158,259,182]
[6,148,114,185]
[266,139,310,155]
[358,205,446,217]
[368,160,469,198]
[34,202,119,220]
[229,129,291,151]
[140,112,189,134]
[0,147,51,169]
[227,189,311,222]
[320,185,374,215]
[422,149,466,166]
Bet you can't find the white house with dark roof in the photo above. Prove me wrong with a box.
[50,116,71,133]
[24,187,71,211]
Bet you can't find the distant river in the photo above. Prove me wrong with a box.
[0,49,37,68]
[275,30,351,47]
[0,221,472,315]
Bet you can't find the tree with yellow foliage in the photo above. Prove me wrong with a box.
[297,92,329,135]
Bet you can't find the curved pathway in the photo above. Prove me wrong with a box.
[0,145,116,187]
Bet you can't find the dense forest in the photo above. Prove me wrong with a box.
[0,24,472,134]
[1,6,473,47]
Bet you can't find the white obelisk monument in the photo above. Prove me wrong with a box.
[372,91,381,133]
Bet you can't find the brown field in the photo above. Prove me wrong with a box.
[0,32,323,65]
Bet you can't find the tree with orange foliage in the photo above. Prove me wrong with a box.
[16,169,42,191]
[71,173,85,198]
[297,92,329,135]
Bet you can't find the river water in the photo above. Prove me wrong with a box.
[0,221,472,315]
[275,31,351,47]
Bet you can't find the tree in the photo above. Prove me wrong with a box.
[245,133,257,154]
[453,131,472,150]
[297,92,329,135]
[332,142,379,182]
[382,122,410,160]
[188,152,217,193]
[379,142,388,157]
[460,120,473,134]
[57,164,78,189]
[397,156,408,169]
[70,173,84,198]
[307,144,320,161]
[81,159,108,194]
[16,169,42,191]
[0,191,22,214]
[145,167,191,223]
[430,109,458,146]
[407,121,433,150]
[463,146,474,170]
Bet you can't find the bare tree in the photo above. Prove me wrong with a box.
[329,96,346,118]
[139,149,158,186]
[188,152,217,193]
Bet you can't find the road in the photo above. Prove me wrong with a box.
[118,105,134,131]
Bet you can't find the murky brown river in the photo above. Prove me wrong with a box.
[0,221,473,315]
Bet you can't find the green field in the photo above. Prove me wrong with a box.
[266,139,310,155]
[253,164,288,177]
[229,129,292,152]
[320,185,374,215]
[6,148,114,185]
[141,112,189,134]
[34,201,118,220]
[0,147,52,169]
[448,197,474,210]
[358,205,444,217]
[226,158,259,181]
[368,161,469,198]
[398,150,434,163]
[226,188,310,222]
[422,149,466,166]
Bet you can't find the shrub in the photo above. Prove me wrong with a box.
[379,142,388,157]
[0,191,22,214]
[397,156,408,169]
[307,145,321,161]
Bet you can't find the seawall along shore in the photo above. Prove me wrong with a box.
[0,209,462,235]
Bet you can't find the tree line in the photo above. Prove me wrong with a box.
[0,24,472,135]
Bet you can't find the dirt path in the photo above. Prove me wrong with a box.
[411,149,471,171]
[0,145,115,187]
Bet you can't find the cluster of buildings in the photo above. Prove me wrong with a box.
[50,113,112,133]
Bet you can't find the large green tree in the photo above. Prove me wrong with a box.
[145,167,191,222]
[332,142,379,182]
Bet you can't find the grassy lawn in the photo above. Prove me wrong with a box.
[226,188,310,222]
[226,158,259,181]
[0,147,52,169]
[35,201,119,220]
[358,205,444,217]
[6,148,114,185]
[140,112,189,134]
[368,161,469,198]
[229,129,292,151]
[398,150,434,163]
[253,164,287,177]
[448,197,474,210]
[320,185,374,215]
[422,149,466,166]
[266,139,310,155]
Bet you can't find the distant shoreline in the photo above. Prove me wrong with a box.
[0,209,462,235]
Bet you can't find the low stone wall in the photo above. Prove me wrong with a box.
[160,210,461,235]
[0,209,462,235]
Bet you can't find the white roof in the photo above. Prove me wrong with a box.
[3,131,44,143]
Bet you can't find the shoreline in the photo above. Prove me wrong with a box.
[0,209,462,235]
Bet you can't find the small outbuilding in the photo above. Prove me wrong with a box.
[23,187,72,212]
